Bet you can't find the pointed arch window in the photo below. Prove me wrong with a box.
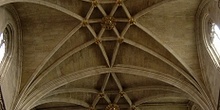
[211,23,220,56]
[210,23,220,60]
[0,32,6,63]
[207,22,220,67]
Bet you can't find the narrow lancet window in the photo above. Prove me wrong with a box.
[211,23,220,59]
[0,33,5,63]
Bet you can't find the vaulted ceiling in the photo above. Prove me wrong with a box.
[1,0,215,110]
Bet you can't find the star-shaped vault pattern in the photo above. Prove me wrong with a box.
[81,1,137,109]
[89,73,137,110]
[81,0,135,68]
[18,0,141,109]
[8,0,212,110]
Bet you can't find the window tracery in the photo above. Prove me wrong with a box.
[205,21,220,67]
[0,32,5,63]
[210,23,220,65]
[210,23,220,57]
[0,25,12,65]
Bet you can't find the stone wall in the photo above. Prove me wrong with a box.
[0,88,6,110]
[196,0,220,108]
[0,6,21,110]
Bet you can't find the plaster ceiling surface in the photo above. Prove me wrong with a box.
[2,0,211,109]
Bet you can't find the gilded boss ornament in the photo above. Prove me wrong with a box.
[105,104,120,110]
[101,16,116,30]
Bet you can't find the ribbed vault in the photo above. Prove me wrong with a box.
[0,0,215,110]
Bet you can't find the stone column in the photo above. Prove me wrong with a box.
[0,88,6,110]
